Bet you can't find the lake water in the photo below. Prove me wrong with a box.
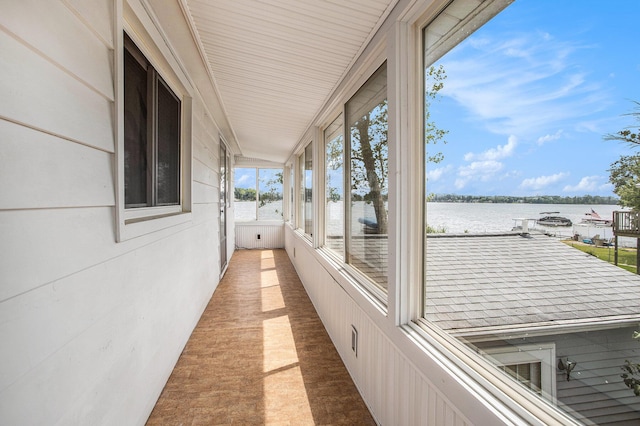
[426,202,620,236]
[426,203,637,247]
[236,201,634,246]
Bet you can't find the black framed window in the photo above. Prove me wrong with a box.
[124,33,181,208]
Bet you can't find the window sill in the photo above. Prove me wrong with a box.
[403,320,580,426]
[292,227,313,244]
[315,245,388,316]
[118,210,192,242]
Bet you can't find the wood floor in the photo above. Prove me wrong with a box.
[146,248,376,425]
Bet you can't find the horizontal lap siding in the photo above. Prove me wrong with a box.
[499,328,640,424]
[1,0,114,99]
[0,31,114,152]
[554,329,640,424]
[0,120,115,210]
[63,0,115,47]
[0,1,223,425]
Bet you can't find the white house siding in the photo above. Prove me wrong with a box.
[485,327,640,425]
[0,1,229,424]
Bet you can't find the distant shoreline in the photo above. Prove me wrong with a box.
[429,194,618,205]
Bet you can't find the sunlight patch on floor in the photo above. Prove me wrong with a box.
[261,284,285,312]
[261,250,276,267]
[260,269,279,287]
[263,315,298,372]
[263,365,313,424]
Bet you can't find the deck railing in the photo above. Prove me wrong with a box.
[613,210,640,237]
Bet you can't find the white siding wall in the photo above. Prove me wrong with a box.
[0,1,228,424]
[493,328,640,425]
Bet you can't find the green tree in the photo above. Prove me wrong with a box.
[621,331,640,396]
[234,187,256,201]
[425,65,449,202]
[605,101,640,148]
[260,171,283,206]
[608,156,640,210]
[607,102,640,210]
[351,100,389,233]
[425,64,448,165]
[346,65,448,233]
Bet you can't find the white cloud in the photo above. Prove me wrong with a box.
[427,165,452,182]
[520,172,569,190]
[236,174,253,186]
[563,175,607,192]
[459,160,504,178]
[454,178,467,190]
[439,31,609,138]
[464,135,517,161]
[455,160,504,189]
[537,129,564,145]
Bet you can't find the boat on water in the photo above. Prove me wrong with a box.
[580,209,613,226]
[537,211,572,227]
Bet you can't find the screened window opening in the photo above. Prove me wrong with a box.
[346,63,388,292]
[124,33,181,209]
[325,115,345,257]
[234,168,283,221]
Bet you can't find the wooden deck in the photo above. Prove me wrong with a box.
[612,211,640,272]
[613,210,640,238]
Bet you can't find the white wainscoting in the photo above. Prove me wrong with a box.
[285,227,475,426]
[236,222,285,249]
[285,226,542,426]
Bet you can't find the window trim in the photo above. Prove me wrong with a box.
[344,61,389,298]
[298,140,314,241]
[322,113,345,260]
[403,0,579,424]
[406,320,578,425]
[115,6,193,242]
[307,42,389,307]
[483,343,557,404]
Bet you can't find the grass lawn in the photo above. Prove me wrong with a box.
[562,240,637,274]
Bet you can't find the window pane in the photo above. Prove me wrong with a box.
[304,143,313,237]
[156,78,181,205]
[290,166,294,223]
[258,169,283,220]
[325,115,344,257]
[298,152,305,230]
[124,47,148,208]
[423,0,640,423]
[346,63,388,291]
[234,168,257,221]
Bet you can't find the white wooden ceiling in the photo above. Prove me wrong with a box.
[184,0,397,163]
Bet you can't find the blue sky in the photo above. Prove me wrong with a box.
[235,168,283,193]
[426,0,640,197]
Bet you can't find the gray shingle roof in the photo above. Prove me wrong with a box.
[424,232,640,335]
